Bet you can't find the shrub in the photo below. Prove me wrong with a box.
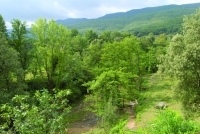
[143,109,199,134]
[109,118,128,134]
[0,89,71,134]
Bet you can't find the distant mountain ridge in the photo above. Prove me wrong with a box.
[56,3,200,35]
[56,18,89,25]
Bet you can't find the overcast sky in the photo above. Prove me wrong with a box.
[0,0,200,28]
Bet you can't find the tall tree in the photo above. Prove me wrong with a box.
[10,19,31,80]
[0,14,7,37]
[0,32,25,104]
[159,8,200,116]
[31,18,70,91]
[84,36,145,116]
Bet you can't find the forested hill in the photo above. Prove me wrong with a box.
[56,3,200,36]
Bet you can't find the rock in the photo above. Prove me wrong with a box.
[154,102,168,109]
[129,100,138,108]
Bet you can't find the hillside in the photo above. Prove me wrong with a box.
[56,3,200,35]
[56,18,88,25]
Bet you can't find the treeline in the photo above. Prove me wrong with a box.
[131,17,183,36]
[0,16,169,104]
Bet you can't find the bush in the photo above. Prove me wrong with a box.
[109,118,128,134]
[141,109,199,134]
[67,88,82,103]
[100,97,119,133]
[0,89,71,134]
[26,77,48,92]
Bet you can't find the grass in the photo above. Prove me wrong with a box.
[64,103,88,124]
[83,73,184,133]
[65,110,87,124]
[136,73,183,128]
[67,73,200,133]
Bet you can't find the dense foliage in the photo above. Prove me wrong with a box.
[0,32,25,104]
[138,110,198,134]
[159,8,200,117]
[0,6,200,133]
[0,89,70,134]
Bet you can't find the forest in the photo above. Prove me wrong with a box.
[0,6,200,134]
[58,3,200,36]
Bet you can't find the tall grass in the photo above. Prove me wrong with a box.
[139,109,199,134]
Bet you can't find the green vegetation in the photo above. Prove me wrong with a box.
[10,19,31,80]
[0,32,25,104]
[0,89,70,134]
[138,109,199,134]
[159,8,200,118]
[0,4,200,134]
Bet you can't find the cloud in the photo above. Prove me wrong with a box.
[5,21,34,29]
[5,21,12,29]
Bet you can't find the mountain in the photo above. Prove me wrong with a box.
[56,3,200,35]
[56,18,88,25]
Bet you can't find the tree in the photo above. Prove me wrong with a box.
[31,18,70,91]
[69,35,87,55]
[0,14,7,37]
[154,33,168,47]
[10,19,31,80]
[140,33,155,52]
[110,31,123,41]
[101,97,119,133]
[146,46,158,73]
[100,36,146,90]
[0,32,25,104]
[69,28,79,37]
[85,70,135,116]
[84,36,144,116]
[99,30,112,42]
[159,8,200,116]
[83,39,104,72]
[84,30,98,44]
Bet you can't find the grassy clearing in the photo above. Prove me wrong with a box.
[136,73,183,128]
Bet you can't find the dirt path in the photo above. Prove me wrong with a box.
[126,108,138,130]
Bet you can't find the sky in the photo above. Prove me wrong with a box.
[0,0,200,28]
